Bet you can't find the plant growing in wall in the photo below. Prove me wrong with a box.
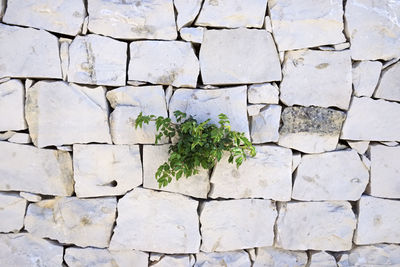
[135,111,256,187]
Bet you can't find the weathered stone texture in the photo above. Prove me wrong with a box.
[276,201,356,251]
[352,61,382,97]
[128,41,199,87]
[73,144,142,197]
[87,0,177,40]
[200,199,277,252]
[110,188,200,253]
[248,83,279,104]
[309,252,337,267]
[0,79,27,131]
[68,34,127,86]
[26,81,112,148]
[107,86,168,144]
[25,197,117,248]
[0,24,61,79]
[279,106,346,153]
[374,61,400,102]
[269,0,345,51]
[0,141,73,196]
[195,251,251,267]
[180,27,204,44]
[210,145,292,201]
[174,0,202,30]
[345,244,400,266]
[250,105,281,144]
[200,29,281,85]
[3,0,86,36]
[0,192,27,233]
[253,247,307,267]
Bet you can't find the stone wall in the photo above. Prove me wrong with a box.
[0,0,400,266]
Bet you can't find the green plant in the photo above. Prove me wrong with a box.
[135,111,256,188]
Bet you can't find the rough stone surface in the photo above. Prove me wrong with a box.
[279,106,346,153]
[107,86,168,144]
[143,145,210,199]
[195,0,267,28]
[25,197,117,248]
[250,105,281,143]
[87,0,177,40]
[195,251,251,267]
[248,83,279,104]
[346,244,400,266]
[341,97,400,141]
[200,199,277,252]
[253,247,308,267]
[3,0,86,36]
[64,247,148,267]
[345,0,400,60]
[0,24,61,79]
[369,145,400,198]
[347,140,369,154]
[26,81,112,148]
[19,192,41,202]
[355,196,400,245]
[352,61,382,97]
[0,192,27,233]
[247,105,266,117]
[292,150,369,201]
[309,252,337,267]
[209,145,292,201]
[153,255,192,267]
[0,233,63,267]
[110,188,200,253]
[73,144,142,197]
[129,41,199,88]
[280,50,352,110]
[180,27,204,44]
[200,29,281,85]
[68,34,127,86]
[169,87,249,137]
[276,201,356,251]
[0,141,73,196]
[269,0,345,51]
[0,79,27,131]
[174,0,202,30]
[374,61,400,102]
[7,133,31,144]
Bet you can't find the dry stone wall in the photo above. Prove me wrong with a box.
[0,0,400,266]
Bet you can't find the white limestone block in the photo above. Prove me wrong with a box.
[292,150,369,201]
[59,41,69,81]
[264,16,273,32]
[276,201,356,251]
[200,29,281,85]
[0,24,61,79]
[26,81,112,148]
[65,247,148,267]
[153,255,191,267]
[7,133,31,144]
[247,104,266,117]
[292,152,301,173]
[143,145,210,199]
[347,244,400,266]
[341,97,400,141]
[169,87,249,137]
[279,106,346,153]
[68,34,127,86]
[87,0,177,40]
[250,105,281,143]
[374,61,400,102]
[0,79,27,131]
[335,42,351,50]
[248,83,279,104]
[0,141,73,196]
[253,247,307,267]
[110,188,200,253]
[352,61,382,97]
[195,251,251,267]
[345,0,400,60]
[174,0,202,29]
[106,86,168,144]
[25,197,117,248]
[369,145,400,198]
[195,0,267,28]
[0,131,14,141]
[269,0,345,51]
[200,199,277,252]
[346,140,369,154]
[73,144,143,197]
[309,252,337,267]
[355,195,400,244]
[0,192,27,233]
[180,27,204,43]
[0,233,63,266]
[280,49,352,110]
[210,145,292,201]
[129,41,199,88]
[3,0,85,36]
[19,192,41,202]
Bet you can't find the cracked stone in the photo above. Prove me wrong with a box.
[174,0,202,30]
